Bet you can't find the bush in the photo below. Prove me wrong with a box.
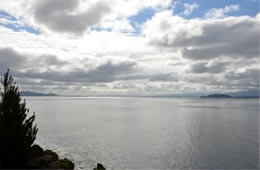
[44,149,59,162]
[57,158,75,169]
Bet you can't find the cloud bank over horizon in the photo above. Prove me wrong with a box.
[0,0,259,96]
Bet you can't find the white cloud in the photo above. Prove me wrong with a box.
[0,1,259,95]
[33,0,111,34]
[143,11,259,60]
[100,18,134,32]
[0,0,173,34]
[110,0,172,17]
[141,10,259,93]
[142,10,203,47]
[182,3,198,16]
[205,5,240,18]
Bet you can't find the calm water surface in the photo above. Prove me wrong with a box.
[25,97,259,169]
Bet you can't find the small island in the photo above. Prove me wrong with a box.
[200,94,232,98]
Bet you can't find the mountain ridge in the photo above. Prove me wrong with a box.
[20,91,58,96]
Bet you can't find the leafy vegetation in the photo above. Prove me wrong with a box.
[45,149,59,162]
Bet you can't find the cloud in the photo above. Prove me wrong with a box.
[37,55,68,66]
[13,60,137,83]
[205,5,240,18]
[148,73,178,82]
[13,59,179,84]
[182,3,198,16]
[0,47,68,75]
[225,68,259,85]
[0,46,179,87]
[100,18,134,32]
[33,0,110,34]
[0,2,259,95]
[143,11,259,60]
[224,68,260,88]
[185,65,260,89]
[80,61,137,82]
[110,0,172,17]
[189,61,228,74]
[181,18,259,60]
[0,0,173,34]
[0,48,27,73]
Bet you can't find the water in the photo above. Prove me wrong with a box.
[25,97,259,169]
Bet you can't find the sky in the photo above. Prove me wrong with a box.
[0,0,259,96]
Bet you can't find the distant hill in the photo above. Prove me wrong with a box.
[20,91,58,96]
[200,94,232,98]
[200,89,259,98]
[147,89,259,98]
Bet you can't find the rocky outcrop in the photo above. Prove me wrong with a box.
[27,145,108,170]
[93,163,106,170]
[27,145,74,169]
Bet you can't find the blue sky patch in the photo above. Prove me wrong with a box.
[174,0,259,18]
[129,8,156,35]
[0,10,40,35]
[129,8,156,25]
[0,0,258,35]
[0,10,16,21]
[125,0,259,33]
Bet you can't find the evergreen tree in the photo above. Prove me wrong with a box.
[0,69,38,168]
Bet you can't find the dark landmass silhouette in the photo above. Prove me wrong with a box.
[20,91,58,96]
[200,94,232,98]
[141,89,259,98]
[200,93,259,99]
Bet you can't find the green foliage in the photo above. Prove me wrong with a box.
[57,158,75,169]
[44,149,59,162]
[0,69,38,168]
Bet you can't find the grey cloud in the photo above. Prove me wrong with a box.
[188,19,259,59]
[112,71,179,82]
[15,77,72,86]
[34,0,110,34]
[12,59,180,84]
[79,61,136,82]
[225,68,259,87]
[178,19,258,47]
[186,67,259,88]
[14,61,137,83]
[182,39,258,60]
[148,16,259,60]
[111,83,137,91]
[0,48,27,73]
[37,55,68,66]
[0,47,68,74]
[189,62,208,73]
[148,73,178,82]
[189,61,228,74]
[0,47,178,86]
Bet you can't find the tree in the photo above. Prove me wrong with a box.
[0,69,38,168]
